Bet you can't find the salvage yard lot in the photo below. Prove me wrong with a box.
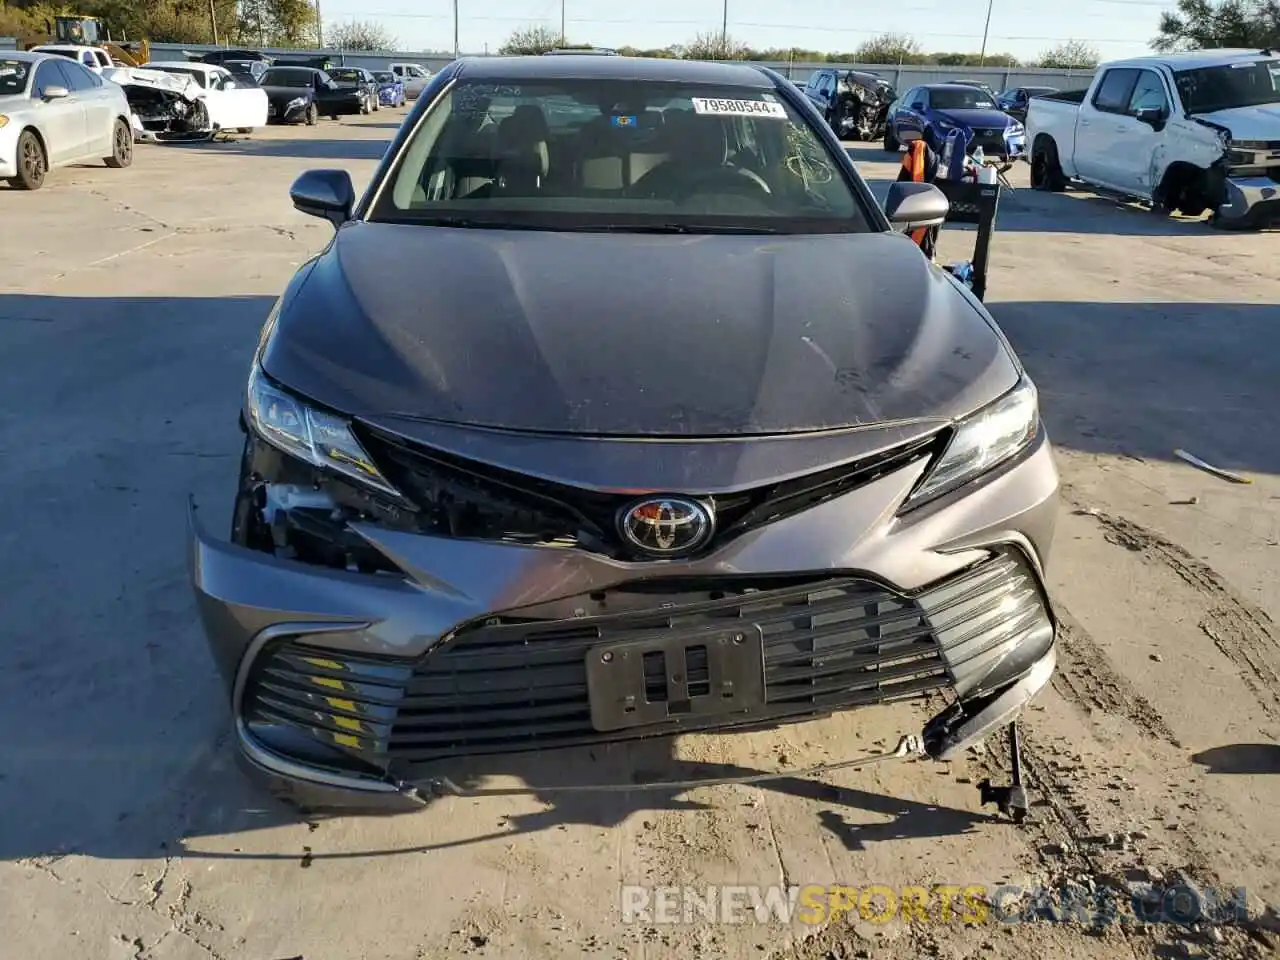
[1,116,1278,960]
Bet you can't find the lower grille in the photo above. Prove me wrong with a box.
[240,550,1052,772]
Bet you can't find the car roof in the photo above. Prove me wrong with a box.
[264,64,321,73]
[3,50,51,62]
[1103,48,1277,70]
[454,54,773,87]
[923,82,993,90]
[31,44,95,53]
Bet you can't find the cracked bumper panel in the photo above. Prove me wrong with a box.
[1219,176,1280,225]
[189,434,1059,795]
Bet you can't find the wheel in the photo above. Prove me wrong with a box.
[372,95,380,111]
[330,113,339,122]
[1030,139,1067,192]
[8,129,47,189]
[104,118,133,169]
[882,125,899,152]
[359,95,370,115]
[305,103,318,126]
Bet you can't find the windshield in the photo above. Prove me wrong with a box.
[260,68,312,88]
[375,72,395,82]
[373,78,867,234]
[930,87,996,109]
[0,59,31,96]
[148,65,207,88]
[1174,59,1280,113]
[329,69,361,83]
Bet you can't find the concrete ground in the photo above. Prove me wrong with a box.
[1,114,1277,960]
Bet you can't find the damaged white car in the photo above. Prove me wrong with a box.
[105,61,268,142]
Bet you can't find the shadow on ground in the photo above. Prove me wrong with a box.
[991,301,1280,476]
[1192,743,1280,775]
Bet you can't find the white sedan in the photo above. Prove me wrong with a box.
[0,50,133,190]
[139,61,268,135]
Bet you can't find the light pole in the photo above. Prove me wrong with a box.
[315,0,324,48]
[721,0,728,44]
[561,0,566,46]
[979,0,993,67]
[453,0,459,58]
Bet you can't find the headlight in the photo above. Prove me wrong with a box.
[935,118,955,129]
[286,96,306,110]
[0,115,9,129]
[1008,121,1024,134]
[904,379,1039,508]
[246,363,401,498]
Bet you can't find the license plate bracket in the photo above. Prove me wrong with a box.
[585,626,766,732]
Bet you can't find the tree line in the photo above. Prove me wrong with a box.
[0,1,398,51]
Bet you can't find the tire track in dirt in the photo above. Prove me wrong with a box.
[1073,505,1280,722]
[1050,607,1182,747]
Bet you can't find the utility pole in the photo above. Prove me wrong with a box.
[979,0,993,67]
[316,0,324,48]
[560,0,566,46]
[453,0,459,58]
[721,0,728,44]
[208,0,219,45]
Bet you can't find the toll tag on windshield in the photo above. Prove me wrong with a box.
[691,98,787,119]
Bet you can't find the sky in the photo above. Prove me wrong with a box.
[320,0,1176,60]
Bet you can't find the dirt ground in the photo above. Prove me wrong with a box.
[1,115,1277,960]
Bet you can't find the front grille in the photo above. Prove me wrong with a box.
[356,425,942,559]
[240,550,1052,772]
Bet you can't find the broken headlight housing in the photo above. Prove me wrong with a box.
[286,96,307,112]
[245,362,402,499]
[904,378,1040,509]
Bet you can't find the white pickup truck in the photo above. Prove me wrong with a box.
[1025,48,1279,229]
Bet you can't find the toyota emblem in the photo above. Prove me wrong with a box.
[618,497,714,557]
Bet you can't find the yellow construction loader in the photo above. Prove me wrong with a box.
[27,15,150,67]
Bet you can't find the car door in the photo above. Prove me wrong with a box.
[57,60,114,155]
[36,61,90,163]
[898,88,927,142]
[1109,69,1172,195]
[208,69,268,129]
[1074,67,1139,187]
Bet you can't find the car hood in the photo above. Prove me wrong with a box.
[1191,102,1280,140]
[260,223,1019,437]
[935,108,1015,128]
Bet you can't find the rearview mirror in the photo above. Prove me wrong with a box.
[884,181,949,230]
[290,169,355,229]
[41,85,69,101]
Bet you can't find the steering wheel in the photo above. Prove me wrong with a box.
[674,165,772,201]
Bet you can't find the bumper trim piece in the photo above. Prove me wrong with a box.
[922,642,1056,762]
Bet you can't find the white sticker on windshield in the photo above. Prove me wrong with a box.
[691,97,787,119]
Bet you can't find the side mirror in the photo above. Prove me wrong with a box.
[42,85,70,101]
[290,169,355,229]
[885,181,949,230]
[910,101,925,111]
[1135,106,1165,128]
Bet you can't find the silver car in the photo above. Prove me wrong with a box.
[0,50,133,190]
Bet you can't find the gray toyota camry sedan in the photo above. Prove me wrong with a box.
[189,54,1060,811]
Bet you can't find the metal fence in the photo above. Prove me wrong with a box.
[1,37,1097,91]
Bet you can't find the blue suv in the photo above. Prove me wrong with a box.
[885,83,1026,160]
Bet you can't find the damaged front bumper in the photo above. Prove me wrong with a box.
[106,68,214,141]
[188,434,1060,808]
[1217,173,1280,228]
